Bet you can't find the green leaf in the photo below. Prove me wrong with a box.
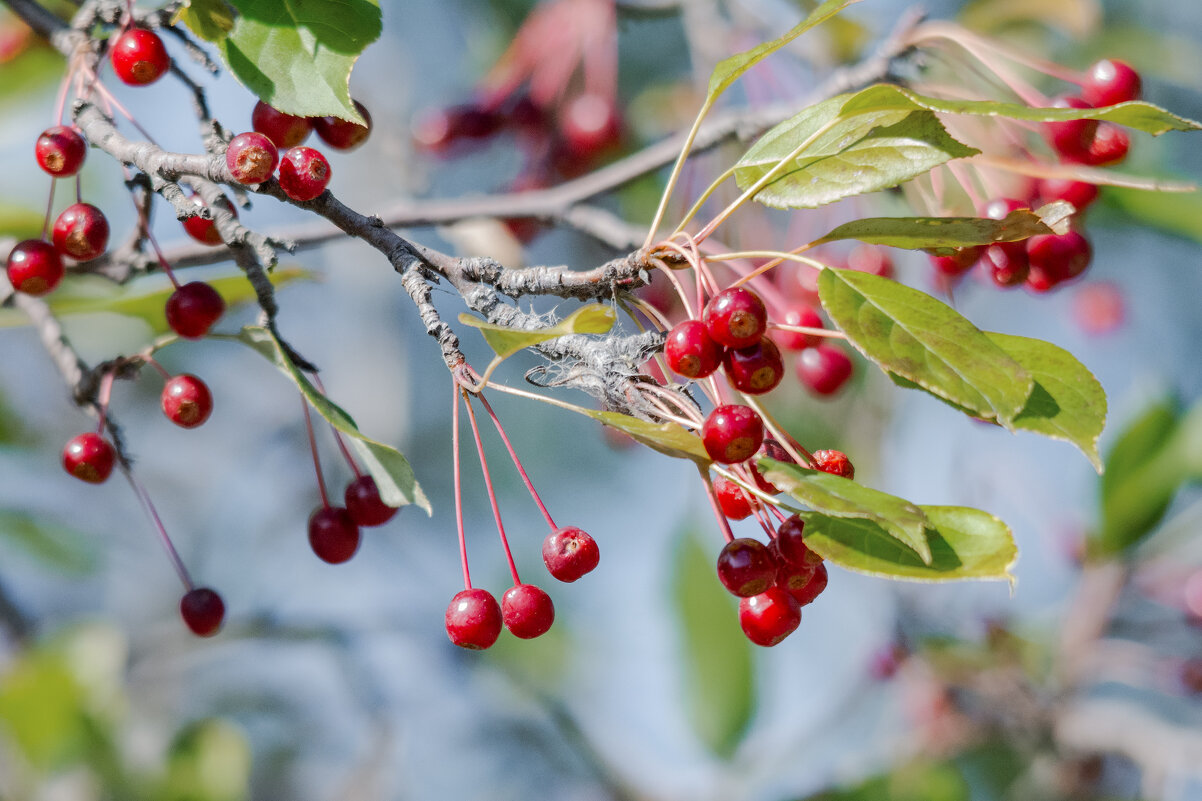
[734,99,978,209]
[458,305,616,360]
[585,410,711,466]
[985,333,1107,471]
[161,719,251,801]
[838,83,1202,136]
[217,0,382,123]
[759,459,932,563]
[959,0,1100,37]
[813,203,1072,253]
[175,0,237,42]
[232,326,430,513]
[799,506,1017,583]
[1105,186,1202,245]
[0,269,315,332]
[672,529,754,758]
[0,203,45,240]
[818,268,1033,428]
[0,512,96,574]
[706,0,862,102]
[0,648,88,770]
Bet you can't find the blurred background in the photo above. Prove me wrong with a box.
[2,0,1202,799]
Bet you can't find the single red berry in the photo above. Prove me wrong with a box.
[796,345,853,396]
[559,92,622,160]
[160,374,213,428]
[1080,123,1129,166]
[703,287,768,349]
[278,146,331,202]
[1073,281,1126,334]
[775,556,818,597]
[165,281,225,339]
[179,587,225,637]
[929,246,982,278]
[723,336,784,395]
[1046,96,1098,162]
[411,103,498,153]
[225,132,279,185]
[501,584,555,639]
[1082,59,1142,107]
[314,100,373,151]
[787,562,829,607]
[738,586,801,647]
[701,404,764,464]
[716,537,778,597]
[62,432,115,483]
[307,506,361,564]
[35,125,86,177]
[6,239,64,296]
[1037,177,1099,211]
[775,305,824,351]
[751,438,795,495]
[713,476,754,520]
[542,526,599,582]
[982,242,1029,288]
[845,244,893,278]
[344,474,398,527]
[664,319,723,379]
[181,197,236,246]
[52,202,109,262]
[109,27,170,86]
[1027,230,1092,292]
[812,449,854,479]
[251,100,312,148]
[774,514,822,567]
[445,588,503,649]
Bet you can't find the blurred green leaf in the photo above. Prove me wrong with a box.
[813,204,1071,253]
[0,203,44,239]
[0,42,64,104]
[0,511,96,574]
[808,760,970,801]
[1105,186,1202,245]
[672,529,754,758]
[174,0,236,42]
[0,386,32,446]
[0,644,89,770]
[958,0,1100,37]
[161,719,251,801]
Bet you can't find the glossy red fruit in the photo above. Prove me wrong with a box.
[251,100,312,148]
[787,562,829,606]
[846,244,893,278]
[314,100,373,151]
[752,438,795,495]
[165,281,225,339]
[776,305,824,350]
[1027,230,1092,292]
[445,588,503,649]
[717,537,778,597]
[161,373,213,428]
[181,197,236,246]
[179,587,225,637]
[664,319,723,379]
[930,246,982,277]
[542,526,599,582]
[62,432,115,483]
[713,476,754,520]
[774,514,822,567]
[703,287,768,349]
[796,345,853,396]
[225,132,279,184]
[1081,123,1129,166]
[307,506,361,564]
[278,146,331,201]
[702,404,764,464]
[812,449,854,479]
[109,27,170,86]
[6,239,64,296]
[559,92,621,160]
[739,586,801,647]
[35,126,86,177]
[52,202,109,262]
[775,556,818,597]
[1037,177,1099,211]
[1082,59,1142,107]
[723,336,784,395]
[1046,96,1097,162]
[344,475,398,527]
[501,584,555,639]
[982,243,1029,288]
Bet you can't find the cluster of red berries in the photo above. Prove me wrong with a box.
[307,474,399,566]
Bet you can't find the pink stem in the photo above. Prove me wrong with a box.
[301,396,330,508]
[699,468,736,543]
[476,393,556,531]
[126,473,194,591]
[312,374,362,478]
[452,385,472,589]
[464,395,522,586]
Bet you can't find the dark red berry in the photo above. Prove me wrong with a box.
[344,475,398,527]
[787,562,829,606]
[35,126,86,177]
[723,336,784,395]
[313,100,373,151]
[165,281,225,339]
[713,476,754,520]
[774,514,822,567]
[6,239,64,296]
[161,374,213,428]
[411,103,498,153]
[445,588,503,649]
[62,432,115,483]
[542,526,599,582]
[109,27,170,86]
[796,345,853,396]
[251,100,312,149]
[846,244,893,278]
[559,92,621,160]
[929,246,982,278]
[812,449,854,479]
[179,587,225,637]
[716,537,778,597]
[181,197,236,246]
[307,506,361,564]
[982,242,1029,287]
[776,305,824,351]
[1027,230,1092,292]
[703,287,768,349]
[664,320,723,379]
[52,202,109,262]
[1037,177,1099,211]
[1046,96,1098,162]
[775,556,818,596]
[752,438,794,495]
[225,132,279,185]
[1081,123,1129,166]
[278,146,331,202]
[501,584,555,639]
[702,404,764,464]
[738,586,801,647]
[1082,59,1142,107]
